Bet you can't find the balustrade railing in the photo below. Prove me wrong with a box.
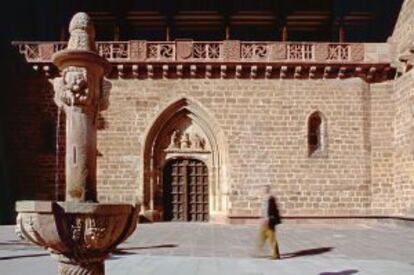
[16,43,40,60]
[12,41,364,63]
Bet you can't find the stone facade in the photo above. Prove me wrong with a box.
[97,78,372,221]
[5,1,414,222]
[390,0,414,217]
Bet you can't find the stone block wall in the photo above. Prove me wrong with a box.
[388,0,414,216]
[393,72,414,216]
[96,78,373,218]
[6,66,413,220]
[369,82,396,214]
[391,0,414,56]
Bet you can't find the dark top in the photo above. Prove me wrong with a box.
[267,195,281,230]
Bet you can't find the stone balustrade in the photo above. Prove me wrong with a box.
[13,40,367,62]
[12,40,393,81]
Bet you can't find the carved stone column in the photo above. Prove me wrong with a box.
[16,12,138,275]
[52,13,111,202]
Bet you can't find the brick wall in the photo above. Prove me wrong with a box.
[5,68,65,204]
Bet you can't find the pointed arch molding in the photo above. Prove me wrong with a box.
[141,97,229,221]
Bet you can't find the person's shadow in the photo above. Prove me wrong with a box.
[319,270,358,275]
[281,247,333,259]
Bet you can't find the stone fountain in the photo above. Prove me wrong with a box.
[15,12,138,275]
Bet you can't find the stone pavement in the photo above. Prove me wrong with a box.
[1,222,414,274]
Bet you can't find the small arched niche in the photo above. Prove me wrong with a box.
[307,111,328,158]
[142,98,228,222]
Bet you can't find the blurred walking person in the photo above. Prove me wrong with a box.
[258,185,281,259]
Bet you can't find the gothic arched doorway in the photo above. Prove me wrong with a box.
[142,98,229,222]
[163,158,209,222]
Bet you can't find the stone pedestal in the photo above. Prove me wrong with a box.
[58,261,104,275]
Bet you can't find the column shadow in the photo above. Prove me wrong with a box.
[281,246,333,259]
[319,270,358,275]
[0,253,49,260]
[110,244,178,257]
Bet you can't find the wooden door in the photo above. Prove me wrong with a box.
[163,159,209,221]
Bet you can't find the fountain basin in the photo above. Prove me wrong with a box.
[16,201,138,274]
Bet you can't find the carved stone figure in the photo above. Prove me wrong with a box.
[53,66,89,107]
[168,130,179,149]
[181,133,191,149]
[192,133,205,149]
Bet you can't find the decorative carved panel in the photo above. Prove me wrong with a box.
[130,40,146,60]
[39,43,55,60]
[223,40,241,61]
[351,44,365,62]
[314,44,329,61]
[241,43,269,60]
[176,40,193,60]
[287,44,314,60]
[270,43,287,60]
[327,44,350,61]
